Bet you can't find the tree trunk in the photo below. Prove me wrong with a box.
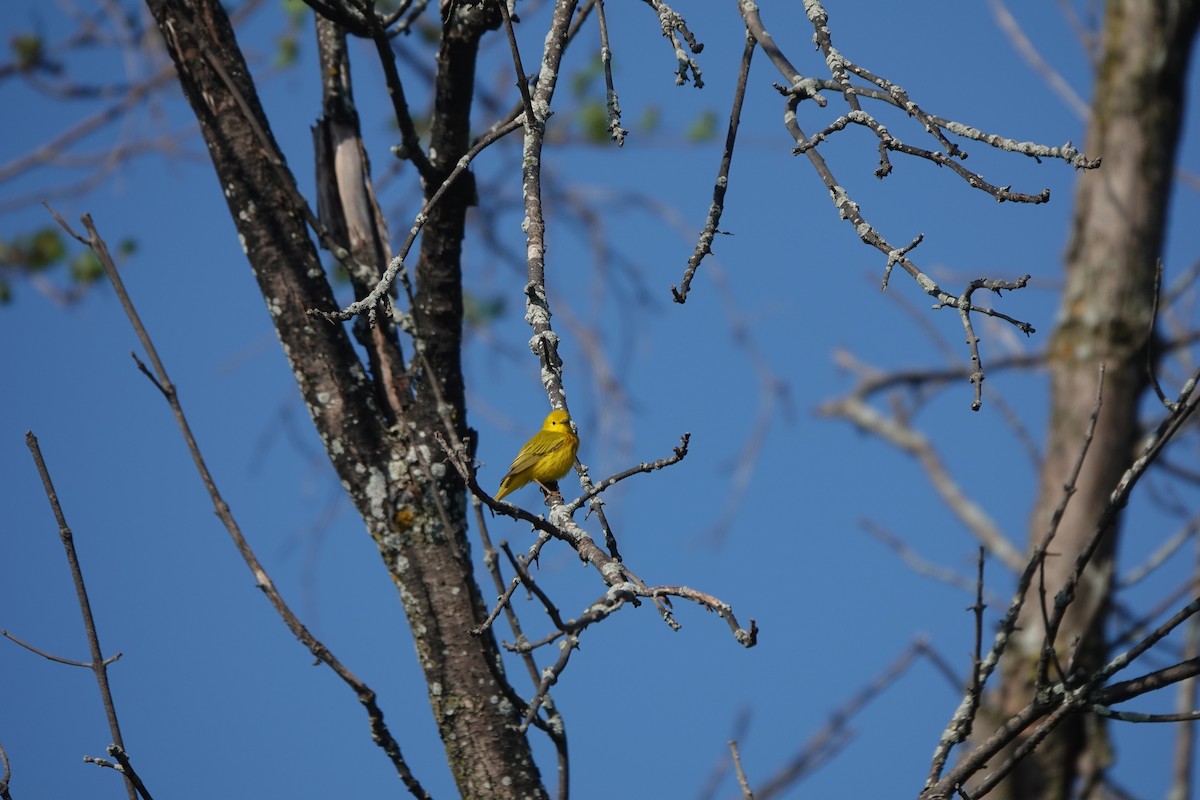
[980,2,1200,798]
[144,1,548,796]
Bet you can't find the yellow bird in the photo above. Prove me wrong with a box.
[495,409,580,501]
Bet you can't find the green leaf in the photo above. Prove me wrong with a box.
[274,34,299,68]
[281,0,308,21]
[11,34,44,70]
[577,101,611,145]
[0,227,137,306]
[0,227,68,271]
[570,55,604,98]
[464,292,505,326]
[685,110,718,143]
[68,252,105,285]
[636,106,661,134]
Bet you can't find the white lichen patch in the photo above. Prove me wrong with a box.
[364,468,388,520]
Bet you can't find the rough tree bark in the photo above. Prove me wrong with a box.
[980,2,1200,798]
[143,0,548,797]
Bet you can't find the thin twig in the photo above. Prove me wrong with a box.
[496,0,536,127]
[672,27,753,303]
[1,627,123,668]
[817,395,1023,570]
[24,431,137,800]
[696,710,752,800]
[1092,599,1200,689]
[923,365,1200,797]
[359,0,434,179]
[0,742,11,800]
[987,0,1089,120]
[566,433,691,511]
[640,0,704,86]
[859,521,1003,602]
[46,208,430,799]
[595,0,627,145]
[964,548,987,740]
[109,745,154,800]
[310,115,523,322]
[515,0,579,415]
[1055,367,1200,677]
[737,0,1099,404]
[924,366,1104,789]
[755,640,925,799]
[1113,515,1200,592]
[1148,259,1174,410]
[82,745,155,800]
[730,740,755,800]
[457,459,746,642]
[1169,538,1200,800]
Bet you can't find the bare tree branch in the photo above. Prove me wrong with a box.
[23,431,137,800]
[818,390,1024,570]
[47,208,430,799]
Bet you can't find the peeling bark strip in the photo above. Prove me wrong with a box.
[143,1,548,796]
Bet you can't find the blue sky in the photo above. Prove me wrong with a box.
[3,2,1199,798]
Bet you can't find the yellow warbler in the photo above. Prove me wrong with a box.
[495,409,580,501]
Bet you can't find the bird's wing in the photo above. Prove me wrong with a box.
[505,433,566,475]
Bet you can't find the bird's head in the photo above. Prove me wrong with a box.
[543,409,572,431]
